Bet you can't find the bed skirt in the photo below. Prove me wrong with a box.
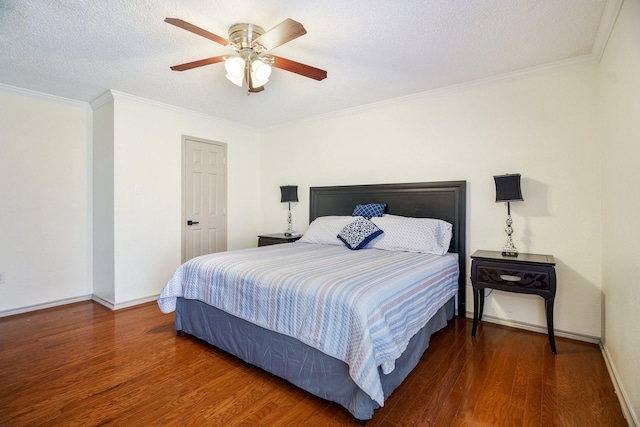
[175,296,454,421]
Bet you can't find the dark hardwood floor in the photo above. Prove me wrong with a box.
[0,301,627,426]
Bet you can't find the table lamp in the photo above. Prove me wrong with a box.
[494,173,523,256]
[280,185,299,236]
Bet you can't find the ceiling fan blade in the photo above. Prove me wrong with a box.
[252,18,307,51]
[165,18,229,46]
[170,55,227,71]
[270,56,327,81]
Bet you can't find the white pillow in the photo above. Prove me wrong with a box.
[370,214,452,255]
[299,216,365,246]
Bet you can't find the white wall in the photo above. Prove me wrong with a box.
[105,92,262,307]
[0,89,92,312]
[599,0,640,423]
[261,64,603,339]
[0,87,261,314]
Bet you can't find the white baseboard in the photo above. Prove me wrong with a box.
[91,294,159,311]
[0,294,92,317]
[0,294,160,317]
[601,344,638,427]
[465,311,600,344]
[90,294,115,309]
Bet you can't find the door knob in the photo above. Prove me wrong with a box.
[187,220,200,226]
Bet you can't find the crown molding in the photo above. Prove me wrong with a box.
[90,89,259,132]
[89,90,114,110]
[591,0,624,62]
[0,83,91,109]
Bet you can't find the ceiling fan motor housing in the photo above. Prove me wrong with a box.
[228,23,265,49]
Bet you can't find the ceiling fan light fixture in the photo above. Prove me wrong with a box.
[252,76,269,88]
[225,73,244,87]
[251,59,272,81]
[224,56,245,77]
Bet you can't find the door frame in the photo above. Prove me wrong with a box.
[181,135,228,262]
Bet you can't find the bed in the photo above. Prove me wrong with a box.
[158,181,466,423]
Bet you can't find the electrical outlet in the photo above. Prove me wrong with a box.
[0,272,5,284]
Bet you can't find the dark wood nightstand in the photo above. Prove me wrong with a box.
[258,233,302,247]
[470,250,557,354]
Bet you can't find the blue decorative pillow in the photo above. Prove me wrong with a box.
[352,203,387,219]
[337,218,384,250]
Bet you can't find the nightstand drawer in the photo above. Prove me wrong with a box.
[475,263,553,291]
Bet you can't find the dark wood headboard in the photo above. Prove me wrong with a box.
[309,181,467,317]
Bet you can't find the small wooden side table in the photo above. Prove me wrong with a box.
[470,250,557,354]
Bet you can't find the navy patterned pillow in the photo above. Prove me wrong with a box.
[352,203,387,219]
[337,218,384,250]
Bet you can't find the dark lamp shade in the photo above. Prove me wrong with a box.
[280,185,299,203]
[494,174,523,202]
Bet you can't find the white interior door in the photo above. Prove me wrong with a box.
[182,137,227,262]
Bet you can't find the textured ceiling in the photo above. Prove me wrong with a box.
[0,0,620,129]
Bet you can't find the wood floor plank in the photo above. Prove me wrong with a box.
[448,330,495,423]
[0,301,628,426]
[523,366,544,427]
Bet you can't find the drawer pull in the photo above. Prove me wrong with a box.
[500,274,522,282]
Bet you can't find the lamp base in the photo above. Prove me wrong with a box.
[502,249,518,257]
[502,213,518,256]
[284,207,300,237]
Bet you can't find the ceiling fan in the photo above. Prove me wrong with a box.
[165,17,327,93]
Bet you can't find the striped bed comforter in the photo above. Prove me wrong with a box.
[158,242,458,406]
